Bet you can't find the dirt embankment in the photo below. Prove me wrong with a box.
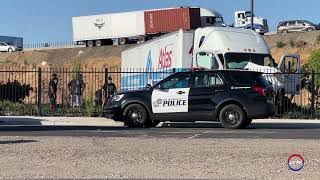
[0,31,320,69]
[264,31,320,64]
[0,45,132,70]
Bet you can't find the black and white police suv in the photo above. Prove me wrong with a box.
[104,70,275,129]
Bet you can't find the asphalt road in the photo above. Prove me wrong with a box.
[0,121,320,139]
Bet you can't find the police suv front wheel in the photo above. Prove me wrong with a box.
[123,104,148,128]
[219,104,247,129]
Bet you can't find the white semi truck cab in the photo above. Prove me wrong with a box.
[234,11,269,32]
[199,8,225,27]
[193,27,301,95]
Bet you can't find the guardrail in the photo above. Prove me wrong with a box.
[23,41,75,49]
[0,67,319,118]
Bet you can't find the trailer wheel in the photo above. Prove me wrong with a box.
[118,38,127,45]
[137,37,145,44]
[87,40,94,47]
[95,40,102,47]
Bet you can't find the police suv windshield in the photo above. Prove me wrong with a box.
[224,53,275,69]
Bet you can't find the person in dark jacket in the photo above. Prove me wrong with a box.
[68,74,86,108]
[48,73,58,112]
[102,77,117,106]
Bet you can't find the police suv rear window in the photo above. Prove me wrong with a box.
[228,72,270,87]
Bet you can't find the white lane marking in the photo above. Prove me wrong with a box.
[188,133,202,139]
[202,131,276,134]
[87,130,122,133]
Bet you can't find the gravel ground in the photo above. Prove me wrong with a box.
[0,136,319,179]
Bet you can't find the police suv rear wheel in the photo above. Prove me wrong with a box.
[219,104,246,129]
[123,104,147,128]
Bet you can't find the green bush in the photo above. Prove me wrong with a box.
[281,111,308,119]
[316,35,320,43]
[0,101,37,116]
[304,50,320,86]
[289,39,295,48]
[276,41,286,48]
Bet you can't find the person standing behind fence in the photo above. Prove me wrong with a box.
[68,74,86,108]
[102,77,117,106]
[48,74,58,113]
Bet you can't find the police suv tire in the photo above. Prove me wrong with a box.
[123,104,148,128]
[8,48,13,53]
[219,104,246,129]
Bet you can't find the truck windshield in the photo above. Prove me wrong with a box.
[215,17,224,23]
[225,53,275,69]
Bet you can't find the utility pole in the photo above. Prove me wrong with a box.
[251,0,254,30]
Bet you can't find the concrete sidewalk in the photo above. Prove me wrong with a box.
[0,116,124,127]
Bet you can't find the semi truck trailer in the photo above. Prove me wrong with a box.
[72,7,225,47]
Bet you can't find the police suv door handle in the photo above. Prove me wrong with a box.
[214,89,224,92]
[177,91,186,95]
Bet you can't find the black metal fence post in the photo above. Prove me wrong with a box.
[37,68,42,116]
[310,70,315,118]
[105,68,109,98]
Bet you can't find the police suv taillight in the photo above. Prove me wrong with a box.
[252,86,266,97]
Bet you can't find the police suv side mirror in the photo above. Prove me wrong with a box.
[145,84,152,90]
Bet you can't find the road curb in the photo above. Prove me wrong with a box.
[0,116,124,127]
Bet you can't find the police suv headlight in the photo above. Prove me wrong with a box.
[112,94,124,101]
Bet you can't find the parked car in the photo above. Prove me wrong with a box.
[277,20,320,34]
[244,24,267,35]
[0,36,23,51]
[0,42,17,52]
[104,70,275,129]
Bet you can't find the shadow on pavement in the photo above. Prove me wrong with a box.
[0,140,37,144]
[0,126,130,132]
[0,117,43,126]
[249,123,320,129]
[161,122,224,128]
[161,121,320,129]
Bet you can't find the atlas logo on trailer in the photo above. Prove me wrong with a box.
[158,45,173,69]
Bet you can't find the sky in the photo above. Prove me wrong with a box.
[1,0,319,44]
